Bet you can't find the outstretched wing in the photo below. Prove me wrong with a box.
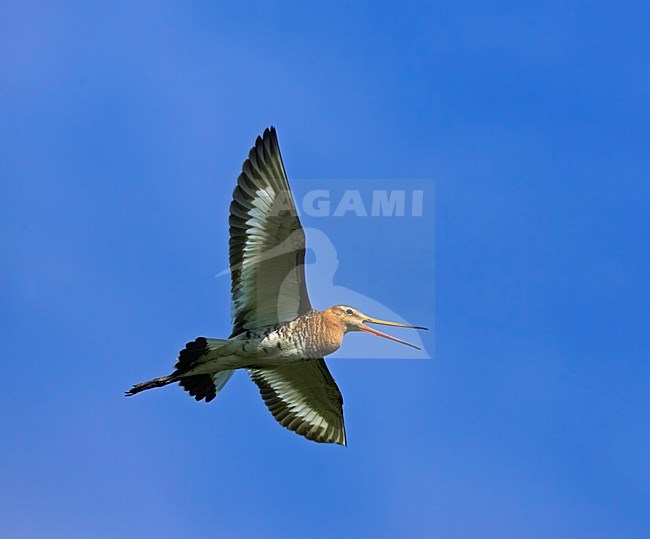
[229,127,311,336]
[249,361,346,445]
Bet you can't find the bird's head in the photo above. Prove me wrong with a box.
[323,305,428,350]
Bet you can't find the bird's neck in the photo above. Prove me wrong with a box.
[300,309,346,357]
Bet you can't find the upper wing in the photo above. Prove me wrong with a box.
[249,360,346,445]
[229,127,311,336]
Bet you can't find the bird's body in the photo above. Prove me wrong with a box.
[176,309,345,375]
[127,127,426,445]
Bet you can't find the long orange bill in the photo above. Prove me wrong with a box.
[359,317,428,350]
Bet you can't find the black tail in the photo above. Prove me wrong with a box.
[125,375,175,396]
[126,337,231,399]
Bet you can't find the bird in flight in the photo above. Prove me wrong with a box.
[126,127,427,445]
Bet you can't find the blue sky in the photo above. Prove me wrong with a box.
[1,1,649,537]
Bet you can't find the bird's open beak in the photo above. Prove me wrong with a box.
[359,317,428,350]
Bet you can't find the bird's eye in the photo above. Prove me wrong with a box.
[346,309,353,315]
